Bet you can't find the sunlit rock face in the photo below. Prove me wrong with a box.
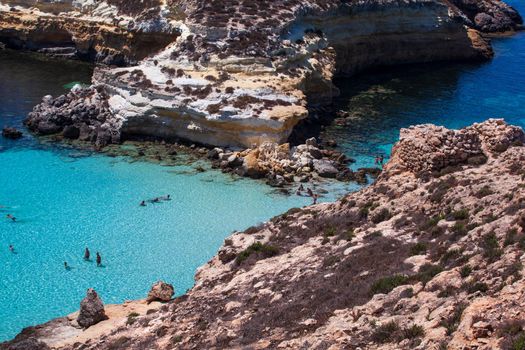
[3,0,521,147]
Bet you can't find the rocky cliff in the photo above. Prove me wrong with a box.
[1,0,521,148]
[3,119,525,350]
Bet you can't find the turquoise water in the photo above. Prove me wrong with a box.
[0,53,354,340]
[327,0,525,169]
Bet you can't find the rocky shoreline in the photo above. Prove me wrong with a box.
[3,119,525,350]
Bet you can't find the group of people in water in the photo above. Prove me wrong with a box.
[140,194,171,207]
[296,185,319,204]
[64,248,102,270]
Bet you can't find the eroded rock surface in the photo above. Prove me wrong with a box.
[4,119,525,350]
[3,0,521,148]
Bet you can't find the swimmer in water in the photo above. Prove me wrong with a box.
[140,200,146,207]
[96,252,102,267]
[84,247,90,261]
[6,214,16,222]
[64,261,70,270]
[9,244,14,253]
[307,188,314,197]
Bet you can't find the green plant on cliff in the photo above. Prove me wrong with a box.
[370,274,408,295]
[235,242,279,265]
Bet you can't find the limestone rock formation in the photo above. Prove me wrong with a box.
[76,288,108,328]
[4,119,525,350]
[1,0,520,148]
[146,281,174,303]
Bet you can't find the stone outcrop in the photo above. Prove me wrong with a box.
[4,119,525,349]
[387,119,525,174]
[146,281,174,303]
[2,126,22,139]
[4,0,520,148]
[76,289,108,329]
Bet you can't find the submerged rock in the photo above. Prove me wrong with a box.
[146,281,174,303]
[2,127,22,140]
[77,288,108,328]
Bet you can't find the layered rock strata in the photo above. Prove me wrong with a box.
[0,0,180,64]
[3,0,521,148]
[4,119,525,349]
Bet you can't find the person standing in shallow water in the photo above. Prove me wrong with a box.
[84,247,90,261]
[96,252,102,267]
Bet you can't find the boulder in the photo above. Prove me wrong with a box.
[147,281,175,303]
[77,288,108,328]
[37,121,62,135]
[305,137,318,147]
[2,127,23,139]
[312,159,338,178]
[62,125,80,139]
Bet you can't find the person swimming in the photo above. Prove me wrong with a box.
[96,252,102,267]
[152,197,160,203]
[9,244,14,253]
[307,188,314,197]
[6,214,16,222]
[84,247,90,260]
[140,200,146,207]
[64,261,70,270]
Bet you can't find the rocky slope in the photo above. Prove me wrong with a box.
[1,0,521,148]
[3,119,525,350]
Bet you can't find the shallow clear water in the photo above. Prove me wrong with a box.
[326,0,525,169]
[0,53,354,340]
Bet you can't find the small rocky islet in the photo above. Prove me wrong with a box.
[1,0,525,349]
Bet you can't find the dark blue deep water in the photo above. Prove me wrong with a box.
[327,0,525,169]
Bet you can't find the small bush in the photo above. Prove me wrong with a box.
[372,321,401,343]
[324,226,337,237]
[370,275,408,295]
[460,265,472,278]
[369,231,383,238]
[126,312,140,325]
[451,209,469,221]
[410,242,428,256]
[371,208,392,224]
[372,322,425,344]
[511,333,525,350]
[476,185,493,198]
[416,264,443,284]
[235,242,279,265]
[464,281,489,294]
[482,232,502,262]
[505,228,519,246]
[403,324,425,339]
